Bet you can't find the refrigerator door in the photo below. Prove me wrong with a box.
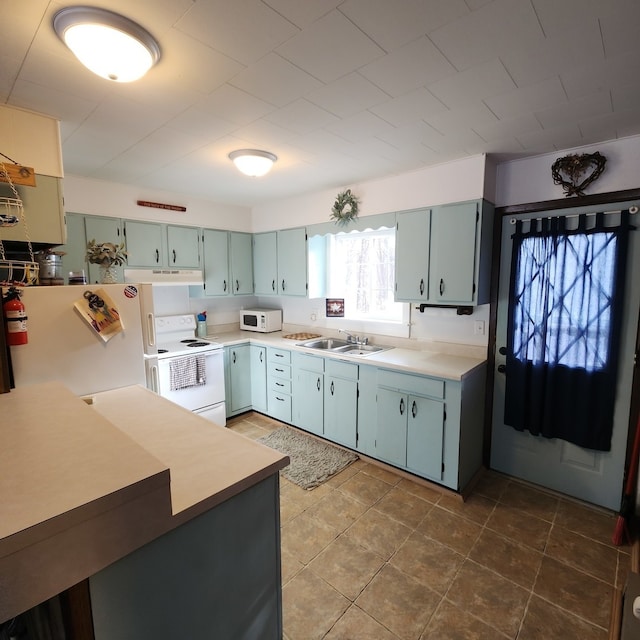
[10,284,148,396]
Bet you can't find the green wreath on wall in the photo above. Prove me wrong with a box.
[330,189,359,226]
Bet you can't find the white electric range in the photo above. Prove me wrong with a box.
[146,314,226,426]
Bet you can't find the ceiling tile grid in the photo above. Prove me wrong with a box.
[3,0,639,205]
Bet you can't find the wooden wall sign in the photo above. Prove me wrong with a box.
[0,164,36,187]
[137,200,187,212]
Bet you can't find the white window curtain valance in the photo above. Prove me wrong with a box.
[306,212,396,238]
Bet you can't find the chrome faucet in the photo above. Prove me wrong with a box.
[339,329,368,345]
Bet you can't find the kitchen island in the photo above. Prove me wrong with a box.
[0,382,288,638]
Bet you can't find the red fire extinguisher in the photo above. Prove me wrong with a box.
[3,287,28,345]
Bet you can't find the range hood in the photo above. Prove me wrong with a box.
[124,268,204,285]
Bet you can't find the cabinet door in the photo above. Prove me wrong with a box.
[429,201,478,304]
[202,229,230,296]
[294,364,324,435]
[253,232,278,295]
[250,345,267,413]
[375,388,407,467]
[230,232,253,295]
[167,225,200,268]
[63,213,88,282]
[406,395,444,481]
[125,220,165,267]
[395,208,430,301]
[85,216,125,284]
[228,344,251,414]
[277,228,307,296]
[324,375,358,449]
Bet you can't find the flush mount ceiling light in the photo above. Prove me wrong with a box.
[228,149,277,177]
[53,6,161,82]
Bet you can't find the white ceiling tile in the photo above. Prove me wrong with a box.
[305,72,390,118]
[232,119,299,149]
[427,103,498,135]
[531,0,610,39]
[369,88,448,127]
[263,99,339,135]
[229,54,322,107]
[376,120,444,150]
[276,10,384,83]
[516,123,584,152]
[535,92,612,130]
[163,107,236,140]
[339,0,469,51]
[474,113,543,142]
[174,0,299,65]
[599,1,640,58]
[485,77,567,120]
[612,83,640,113]
[359,36,456,97]
[429,59,516,109]
[325,111,395,143]
[560,51,640,101]
[430,0,545,71]
[262,0,342,29]
[197,85,275,126]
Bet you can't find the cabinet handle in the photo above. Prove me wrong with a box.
[276,381,284,387]
[275,367,284,372]
[276,396,284,402]
[259,352,263,363]
[232,351,236,364]
[330,381,334,396]
[172,249,176,264]
[316,377,321,391]
[275,353,284,358]
[412,400,417,418]
[235,279,239,292]
[155,248,159,263]
[497,364,506,374]
[419,278,424,295]
[399,397,405,416]
[223,279,227,292]
[272,279,275,292]
[281,279,285,291]
[439,278,444,296]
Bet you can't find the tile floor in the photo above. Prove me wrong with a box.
[228,412,631,640]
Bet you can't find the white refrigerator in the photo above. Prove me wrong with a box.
[8,283,159,396]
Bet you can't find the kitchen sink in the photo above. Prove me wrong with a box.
[298,338,350,350]
[298,338,392,357]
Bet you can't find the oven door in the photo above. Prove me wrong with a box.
[156,349,225,414]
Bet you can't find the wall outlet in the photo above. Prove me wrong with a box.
[310,309,318,321]
[473,320,485,335]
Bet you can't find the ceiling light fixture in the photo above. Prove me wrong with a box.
[53,6,161,82]
[229,149,277,177]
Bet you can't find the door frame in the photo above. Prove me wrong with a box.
[483,187,640,478]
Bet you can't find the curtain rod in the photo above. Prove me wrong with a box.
[510,205,638,224]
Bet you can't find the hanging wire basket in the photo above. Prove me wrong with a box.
[0,161,39,286]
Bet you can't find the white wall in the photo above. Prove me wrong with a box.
[63,175,252,231]
[251,154,488,232]
[495,135,640,207]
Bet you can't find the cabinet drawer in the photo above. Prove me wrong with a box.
[268,389,292,422]
[292,352,324,372]
[270,378,291,394]
[268,362,291,380]
[325,359,358,380]
[377,369,444,399]
[268,347,291,364]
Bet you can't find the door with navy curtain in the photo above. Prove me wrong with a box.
[491,203,640,510]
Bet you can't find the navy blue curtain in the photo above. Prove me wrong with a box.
[504,210,632,451]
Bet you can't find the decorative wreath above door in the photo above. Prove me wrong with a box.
[551,151,606,197]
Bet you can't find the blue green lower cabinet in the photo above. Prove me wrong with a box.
[324,360,358,449]
[267,347,292,423]
[375,388,410,467]
[292,352,324,435]
[406,395,444,482]
[225,344,251,416]
[250,345,267,414]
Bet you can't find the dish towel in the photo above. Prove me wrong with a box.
[169,355,207,391]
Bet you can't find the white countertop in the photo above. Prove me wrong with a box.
[209,329,487,381]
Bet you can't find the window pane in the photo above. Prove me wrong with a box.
[328,228,403,322]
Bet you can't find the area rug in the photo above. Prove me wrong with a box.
[257,427,358,490]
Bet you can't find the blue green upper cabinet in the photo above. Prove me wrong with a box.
[202,230,253,296]
[395,199,494,306]
[125,221,200,269]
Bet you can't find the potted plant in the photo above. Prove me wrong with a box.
[86,240,127,283]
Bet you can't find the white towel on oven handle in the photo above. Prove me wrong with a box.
[169,354,207,391]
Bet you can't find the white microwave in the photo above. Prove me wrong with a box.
[240,308,282,333]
